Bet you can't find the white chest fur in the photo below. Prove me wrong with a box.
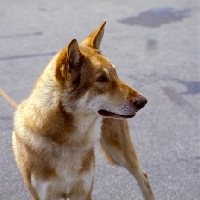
[31,115,102,199]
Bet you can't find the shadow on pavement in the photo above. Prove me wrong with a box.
[119,7,191,27]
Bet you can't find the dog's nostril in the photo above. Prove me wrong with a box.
[133,97,147,109]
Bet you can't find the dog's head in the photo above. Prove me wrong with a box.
[55,21,147,119]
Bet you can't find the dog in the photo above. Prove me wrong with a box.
[12,21,154,200]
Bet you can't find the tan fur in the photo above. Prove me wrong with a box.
[12,21,154,200]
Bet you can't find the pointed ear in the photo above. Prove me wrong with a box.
[81,20,106,49]
[68,39,82,69]
[55,39,82,84]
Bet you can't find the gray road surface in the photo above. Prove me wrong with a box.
[0,0,199,199]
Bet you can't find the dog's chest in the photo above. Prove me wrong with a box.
[32,116,102,197]
[31,116,102,197]
[56,116,102,174]
[32,147,94,198]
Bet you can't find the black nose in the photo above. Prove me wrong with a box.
[133,97,147,109]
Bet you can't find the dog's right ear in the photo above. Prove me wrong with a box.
[55,39,82,85]
[81,20,106,49]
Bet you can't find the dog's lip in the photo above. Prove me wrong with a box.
[98,109,135,118]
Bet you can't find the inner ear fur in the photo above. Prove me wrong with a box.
[81,20,106,49]
[55,39,82,84]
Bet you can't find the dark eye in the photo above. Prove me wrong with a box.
[97,75,107,82]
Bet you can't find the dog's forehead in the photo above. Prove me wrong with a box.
[104,57,116,69]
[90,54,116,70]
[80,45,116,70]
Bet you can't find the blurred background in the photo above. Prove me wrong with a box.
[0,0,199,199]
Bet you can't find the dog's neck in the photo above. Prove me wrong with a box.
[26,95,102,148]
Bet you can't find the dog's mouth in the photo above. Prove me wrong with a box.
[98,109,135,119]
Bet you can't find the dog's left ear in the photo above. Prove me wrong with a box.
[56,39,82,84]
[81,20,106,49]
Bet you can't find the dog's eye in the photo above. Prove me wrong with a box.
[97,75,107,82]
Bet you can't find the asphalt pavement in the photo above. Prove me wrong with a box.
[0,0,199,199]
